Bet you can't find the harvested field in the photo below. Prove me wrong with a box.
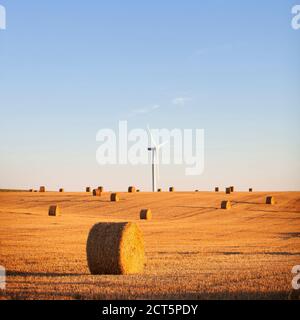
[0,191,299,300]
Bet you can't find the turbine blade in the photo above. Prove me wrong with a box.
[157,140,168,149]
[147,125,157,148]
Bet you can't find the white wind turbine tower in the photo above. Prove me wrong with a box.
[147,126,168,192]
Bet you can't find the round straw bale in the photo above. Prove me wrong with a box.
[221,200,231,210]
[49,205,60,216]
[230,186,234,192]
[226,187,231,194]
[86,222,145,275]
[215,187,219,192]
[93,189,101,197]
[86,187,91,193]
[249,188,253,192]
[136,189,140,193]
[39,186,46,193]
[111,193,119,202]
[59,188,64,193]
[140,209,152,220]
[169,187,175,192]
[157,188,162,192]
[98,186,104,192]
[29,189,33,192]
[266,196,275,205]
[128,186,136,193]
[195,190,199,192]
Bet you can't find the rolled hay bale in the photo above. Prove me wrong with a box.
[93,189,101,197]
[59,188,64,193]
[221,200,231,210]
[266,196,275,205]
[86,222,145,275]
[98,186,104,192]
[128,186,136,193]
[111,193,119,202]
[48,205,61,216]
[195,190,199,192]
[39,186,46,193]
[230,186,234,192]
[225,187,231,194]
[249,188,253,192]
[29,189,33,192]
[136,189,140,193]
[169,187,175,192]
[140,209,152,220]
[86,187,91,193]
[215,187,219,192]
[157,188,162,192]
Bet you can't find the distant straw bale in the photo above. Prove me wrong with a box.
[140,209,152,220]
[266,196,275,205]
[221,200,231,210]
[48,205,60,216]
[93,189,101,197]
[128,186,136,193]
[111,193,119,202]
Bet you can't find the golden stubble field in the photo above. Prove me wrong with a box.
[0,191,299,300]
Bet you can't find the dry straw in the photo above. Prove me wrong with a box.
[215,187,219,192]
[226,187,231,194]
[39,186,46,193]
[140,209,152,220]
[48,205,60,216]
[230,186,234,192]
[86,187,91,193]
[98,186,104,192]
[249,188,253,192]
[93,189,101,197]
[128,186,136,193]
[111,193,119,202]
[195,190,199,192]
[157,188,162,192]
[169,187,175,192]
[59,188,64,193]
[29,189,33,192]
[221,200,231,210]
[266,196,275,205]
[86,222,145,275]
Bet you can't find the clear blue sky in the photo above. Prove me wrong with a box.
[0,0,299,191]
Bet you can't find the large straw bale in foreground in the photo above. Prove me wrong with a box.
[86,222,145,275]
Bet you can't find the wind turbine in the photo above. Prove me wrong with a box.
[147,126,168,192]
